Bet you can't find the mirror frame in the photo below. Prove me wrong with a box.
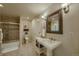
[46,9,63,34]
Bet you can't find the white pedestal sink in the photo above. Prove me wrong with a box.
[35,37,61,56]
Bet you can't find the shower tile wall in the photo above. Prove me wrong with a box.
[0,15,20,43]
[0,16,1,28]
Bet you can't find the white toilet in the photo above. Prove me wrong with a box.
[24,34,29,44]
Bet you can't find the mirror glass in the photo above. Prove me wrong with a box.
[50,14,59,31]
[46,9,63,34]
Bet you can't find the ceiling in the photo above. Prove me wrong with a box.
[0,3,52,18]
[0,3,61,20]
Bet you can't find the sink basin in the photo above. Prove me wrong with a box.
[35,37,61,50]
[35,37,61,56]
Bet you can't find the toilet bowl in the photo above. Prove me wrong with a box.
[24,35,29,44]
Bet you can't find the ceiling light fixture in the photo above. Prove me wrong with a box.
[41,16,45,18]
[0,4,4,7]
[41,12,48,19]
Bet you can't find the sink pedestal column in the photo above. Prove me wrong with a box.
[47,49,53,56]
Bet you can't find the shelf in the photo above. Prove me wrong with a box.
[0,22,19,25]
[24,29,29,31]
[36,40,47,55]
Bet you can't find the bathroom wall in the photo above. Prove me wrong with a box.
[0,15,20,43]
[31,18,46,38]
[0,16,1,28]
[45,4,79,56]
[0,15,1,20]
[32,4,79,56]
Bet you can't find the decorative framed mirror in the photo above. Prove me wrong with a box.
[46,9,63,34]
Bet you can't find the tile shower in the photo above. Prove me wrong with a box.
[0,15,20,53]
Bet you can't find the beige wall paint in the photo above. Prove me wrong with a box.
[32,4,79,56]
[31,18,46,38]
[45,4,79,56]
[0,15,1,20]
[0,15,1,21]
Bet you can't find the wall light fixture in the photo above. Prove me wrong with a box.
[62,3,70,13]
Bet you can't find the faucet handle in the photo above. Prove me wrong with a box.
[49,38,53,40]
[49,38,56,41]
